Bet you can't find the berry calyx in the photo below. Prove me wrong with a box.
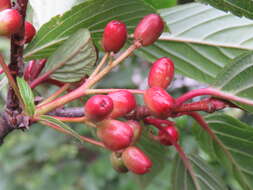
[102,20,127,53]
[134,14,164,46]
[24,21,36,43]
[108,90,136,119]
[0,0,11,11]
[158,126,179,146]
[0,9,22,36]
[110,152,128,173]
[84,95,113,122]
[97,119,133,151]
[144,87,175,118]
[125,120,142,144]
[148,57,174,89]
[122,146,152,175]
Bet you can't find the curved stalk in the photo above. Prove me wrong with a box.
[40,120,105,148]
[176,87,253,107]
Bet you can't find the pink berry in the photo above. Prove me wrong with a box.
[108,90,136,119]
[97,119,133,151]
[110,152,128,173]
[25,21,36,43]
[122,146,152,175]
[0,0,11,11]
[125,120,142,144]
[148,57,174,89]
[102,20,127,53]
[144,87,175,118]
[158,126,179,146]
[84,95,113,122]
[134,14,164,46]
[0,9,22,36]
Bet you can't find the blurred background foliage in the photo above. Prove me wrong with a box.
[0,0,249,190]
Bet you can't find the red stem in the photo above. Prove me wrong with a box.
[175,87,253,107]
[40,120,105,148]
[146,120,201,190]
[174,98,228,113]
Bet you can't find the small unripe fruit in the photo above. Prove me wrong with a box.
[0,0,11,11]
[25,21,36,43]
[110,152,128,173]
[108,90,136,119]
[125,120,142,144]
[134,14,164,46]
[102,20,127,53]
[158,126,179,146]
[84,95,113,122]
[0,9,22,36]
[97,119,133,151]
[122,146,152,175]
[148,57,174,89]
[144,87,175,118]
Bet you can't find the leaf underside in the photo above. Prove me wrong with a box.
[40,28,97,83]
[194,114,253,190]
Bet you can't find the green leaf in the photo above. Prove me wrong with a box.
[172,155,228,190]
[194,114,253,190]
[40,28,97,83]
[16,77,35,116]
[24,0,156,60]
[200,0,253,20]
[39,115,83,143]
[212,52,253,112]
[135,126,168,189]
[135,3,253,84]
[144,0,176,9]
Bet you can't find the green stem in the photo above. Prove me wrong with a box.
[38,83,71,107]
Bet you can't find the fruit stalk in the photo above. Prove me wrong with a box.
[35,42,141,116]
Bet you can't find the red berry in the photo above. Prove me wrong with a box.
[108,90,136,119]
[0,9,22,36]
[102,20,127,53]
[0,0,11,11]
[125,120,142,144]
[134,14,164,46]
[144,87,175,118]
[122,146,152,175]
[110,152,128,173]
[97,119,133,151]
[25,21,36,43]
[148,57,174,89]
[84,95,113,122]
[158,126,179,146]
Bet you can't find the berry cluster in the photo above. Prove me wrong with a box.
[1,0,236,177]
[81,14,180,175]
[0,0,36,42]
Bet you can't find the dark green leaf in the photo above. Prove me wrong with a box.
[39,115,83,143]
[40,28,97,83]
[24,0,156,60]
[172,154,228,190]
[212,52,253,112]
[135,3,253,84]
[17,77,35,116]
[136,126,168,189]
[200,0,253,20]
[194,114,253,190]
